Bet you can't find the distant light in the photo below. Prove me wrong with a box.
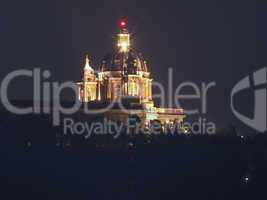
[27,141,31,147]
[128,142,134,147]
[242,174,250,184]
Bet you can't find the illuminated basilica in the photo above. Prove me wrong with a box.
[77,21,185,128]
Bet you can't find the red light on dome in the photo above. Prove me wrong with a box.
[119,20,126,28]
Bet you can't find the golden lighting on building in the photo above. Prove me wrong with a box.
[117,33,130,52]
[77,20,186,129]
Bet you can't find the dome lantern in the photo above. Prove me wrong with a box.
[117,19,130,52]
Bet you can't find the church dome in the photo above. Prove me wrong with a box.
[100,49,148,73]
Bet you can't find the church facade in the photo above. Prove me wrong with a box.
[77,21,185,129]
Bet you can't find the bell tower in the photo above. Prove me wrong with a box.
[83,55,95,81]
[80,55,97,102]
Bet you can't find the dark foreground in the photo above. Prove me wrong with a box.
[0,112,267,200]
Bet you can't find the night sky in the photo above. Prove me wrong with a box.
[0,0,266,132]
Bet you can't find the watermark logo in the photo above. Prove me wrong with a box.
[231,67,266,132]
[63,117,216,139]
[0,67,217,135]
